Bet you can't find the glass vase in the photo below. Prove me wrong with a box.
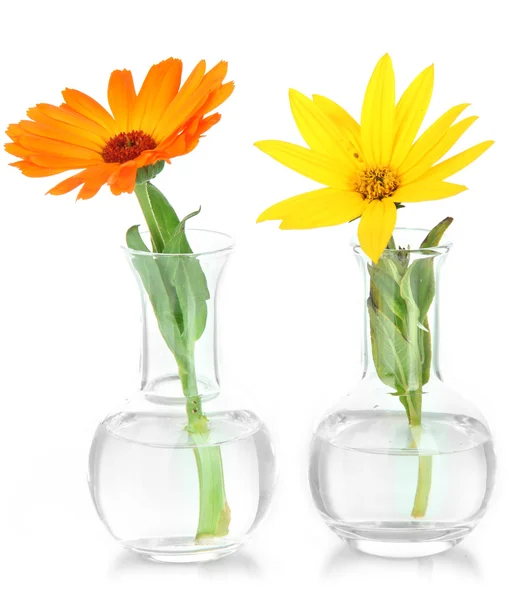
[88,229,276,562]
[309,228,495,558]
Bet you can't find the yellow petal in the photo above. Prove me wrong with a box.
[357,198,397,263]
[257,188,366,228]
[391,65,434,168]
[400,116,478,184]
[392,180,467,203]
[417,141,494,182]
[397,103,469,172]
[254,140,350,189]
[312,94,364,159]
[289,89,359,170]
[361,54,395,166]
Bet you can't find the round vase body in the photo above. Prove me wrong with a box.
[309,228,495,558]
[89,393,275,562]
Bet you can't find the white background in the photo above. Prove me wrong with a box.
[0,0,516,598]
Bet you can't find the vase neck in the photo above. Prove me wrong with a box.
[126,245,231,404]
[357,246,449,388]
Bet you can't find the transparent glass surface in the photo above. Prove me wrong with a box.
[123,228,234,403]
[89,393,275,562]
[309,229,496,558]
[88,229,276,562]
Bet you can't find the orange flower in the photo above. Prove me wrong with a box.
[5,59,234,199]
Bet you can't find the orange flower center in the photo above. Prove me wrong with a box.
[356,167,399,201]
[102,130,157,163]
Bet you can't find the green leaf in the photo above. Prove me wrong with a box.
[163,207,202,254]
[377,256,402,283]
[134,182,189,253]
[170,255,209,344]
[419,316,432,385]
[127,182,209,352]
[175,207,202,237]
[421,217,453,249]
[125,225,190,368]
[126,224,150,253]
[404,258,436,322]
[368,263,406,320]
[400,267,427,390]
[368,297,412,394]
[158,205,209,344]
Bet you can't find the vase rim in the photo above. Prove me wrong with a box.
[122,227,235,258]
[351,226,453,256]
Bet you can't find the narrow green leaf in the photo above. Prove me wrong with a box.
[163,207,202,254]
[172,256,209,343]
[420,217,453,248]
[368,297,411,394]
[368,263,407,320]
[175,207,202,237]
[126,224,150,253]
[377,256,402,283]
[405,259,435,322]
[419,316,432,385]
[400,269,424,390]
[126,227,189,368]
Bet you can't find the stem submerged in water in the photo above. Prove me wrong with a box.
[411,452,433,519]
[405,390,433,519]
[179,357,230,541]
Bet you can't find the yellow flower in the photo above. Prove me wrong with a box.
[256,54,493,262]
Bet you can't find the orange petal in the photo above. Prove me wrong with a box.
[18,119,104,152]
[141,58,183,133]
[108,162,138,195]
[62,88,118,136]
[4,142,33,158]
[108,69,137,132]
[159,113,221,155]
[6,123,24,141]
[196,81,234,115]
[31,154,102,169]
[131,59,181,132]
[47,164,117,199]
[10,160,67,177]
[151,60,208,140]
[17,134,102,161]
[35,103,110,141]
[77,169,116,199]
[196,113,221,135]
[153,60,229,142]
[26,106,107,149]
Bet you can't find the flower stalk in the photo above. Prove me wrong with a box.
[129,179,230,541]
[179,357,230,540]
[369,219,452,518]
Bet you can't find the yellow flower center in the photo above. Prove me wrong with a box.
[356,167,399,201]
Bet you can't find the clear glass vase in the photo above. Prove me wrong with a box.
[309,228,496,558]
[88,229,276,562]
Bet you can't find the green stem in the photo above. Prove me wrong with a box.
[406,390,433,519]
[132,182,230,540]
[179,354,230,541]
[134,182,165,252]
